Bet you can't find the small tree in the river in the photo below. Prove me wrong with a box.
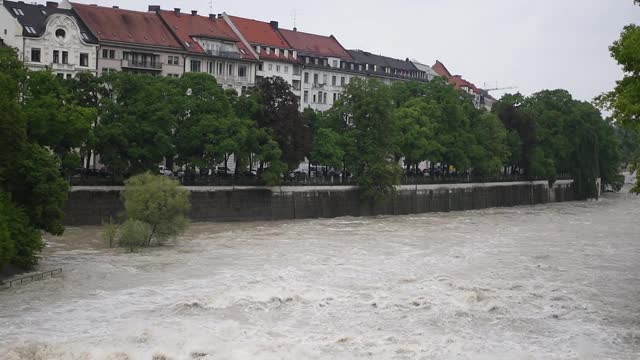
[116,173,191,250]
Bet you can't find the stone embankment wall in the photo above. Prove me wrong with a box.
[63,180,575,226]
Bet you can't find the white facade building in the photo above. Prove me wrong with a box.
[2,0,98,78]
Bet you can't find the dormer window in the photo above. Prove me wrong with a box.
[256,45,261,53]
[55,29,66,40]
[12,8,25,16]
[185,41,191,48]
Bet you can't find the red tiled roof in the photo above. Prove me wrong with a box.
[279,28,352,61]
[433,61,481,94]
[72,3,182,49]
[228,15,290,48]
[432,60,452,79]
[158,10,256,60]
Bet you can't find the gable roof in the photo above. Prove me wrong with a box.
[3,0,96,42]
[227,15,291,49]
[348,49,418,72]
[72,3,182,49]
[157,10,256,60]
[432,60,452,79]
[278,28,352,61]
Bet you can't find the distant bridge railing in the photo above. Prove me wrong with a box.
[1,268,62,289]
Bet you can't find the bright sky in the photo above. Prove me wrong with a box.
[72,0,638,102]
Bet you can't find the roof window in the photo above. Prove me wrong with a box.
[25,26,36,34]
[81,32,90,41]
[41,9,47,15]
[12,8,25,16]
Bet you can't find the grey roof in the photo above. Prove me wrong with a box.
[3,1,97,43]
[412,60,439,77]
[348,49,418,72]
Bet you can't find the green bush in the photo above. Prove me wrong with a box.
[117,219,151,252]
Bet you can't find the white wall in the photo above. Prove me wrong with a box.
[0,5,24,57]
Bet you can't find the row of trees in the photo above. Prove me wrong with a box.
[309,78,623,200]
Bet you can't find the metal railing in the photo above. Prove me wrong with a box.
[121,59,162,70]
[1,268,62,289]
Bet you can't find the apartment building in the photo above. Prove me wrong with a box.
[348,49,428,85]
[279,28,354,112]
[223,15,302,96]
[157,8,258,94]
[66,2,185,77]
[1,0,98,78]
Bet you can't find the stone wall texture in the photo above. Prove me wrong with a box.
[63,180,575,226]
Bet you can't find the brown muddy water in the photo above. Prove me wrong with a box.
[0,190,639,359]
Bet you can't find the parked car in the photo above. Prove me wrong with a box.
[159,165,173,177]
[216,167,231,176]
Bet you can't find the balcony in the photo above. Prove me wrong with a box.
[312,83,325,89]
[205,49,241,60]
[121,59,162,71]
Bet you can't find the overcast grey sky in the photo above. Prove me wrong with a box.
[74,0,638,102]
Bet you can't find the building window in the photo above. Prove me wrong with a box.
[276,65,281,72]
[241,86,247,95]
[305,57,309,64]
[31,48,41,63]
[313,94,316,103]
[268,63,273,71]
[55,29,66,40]
[25,26,36,34]
[217,62,223,74]
[168,55,179,65]
[190,60,201,72]
[313,74,318,84]
[332,76,336,86]
[208,61,214,74]
[62,51,68,64]
[340,77,345,86]
[284,66,289,74]
[323,92,327,104]
[303,90,309,103]
[303,72,310,84]
[66,74,72,79]
[103,49,116,59]
[102,49,108,58]
[323,74,327,84]
[80,53,89,67]
[258,63,263,71]
[333,93,337,102]
[228,64,234,75]
[12,8,24,16]
[332,60,338,68]
[81,32,90,42]
[56,73,63,79]
[53,50,59,64]
[109,50,115,59]
[238,65,247,78]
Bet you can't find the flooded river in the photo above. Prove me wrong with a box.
[1,190,639,359]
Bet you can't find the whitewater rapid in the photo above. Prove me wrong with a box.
[1,190,639,359]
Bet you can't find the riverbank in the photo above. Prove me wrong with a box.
[64,180,575,225]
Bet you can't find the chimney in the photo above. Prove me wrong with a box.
[46,1,58,8]
[148,5,160,12]
[191,10,197,15]
[112,6,118,9]
[269,21,278,29]
[174,8,180,15]
[293,27,297,32]
[209,14,216,20]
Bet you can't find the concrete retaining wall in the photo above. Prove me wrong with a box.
[63,180,575,226]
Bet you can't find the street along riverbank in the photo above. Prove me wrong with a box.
[64,180,574,226]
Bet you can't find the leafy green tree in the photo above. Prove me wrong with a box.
[0,48,69,270]
[121,173,191,247]
[95,73,176,178]
[64,72,103,168]
[596,3,640,193]
[333,78,402,201]
[252,77,312,170]
[394,98,442,173]
[469,112,510,177]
